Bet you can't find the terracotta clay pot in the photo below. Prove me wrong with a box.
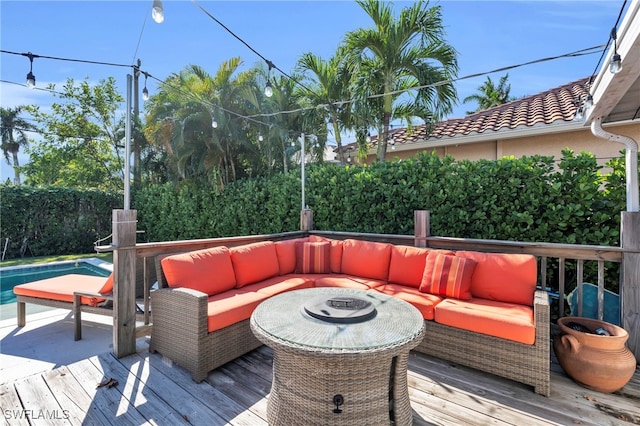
[554,317,637,393]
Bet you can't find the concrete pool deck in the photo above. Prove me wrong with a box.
[0,308,148,384]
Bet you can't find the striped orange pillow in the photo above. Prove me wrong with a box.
[295,242,331,274]
[419,253,476,299]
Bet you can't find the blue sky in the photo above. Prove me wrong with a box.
[0,0,629,179]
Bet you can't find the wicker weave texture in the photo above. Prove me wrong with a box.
[414,289,551,396]
[250,288,425,426]
[149,287,261,382]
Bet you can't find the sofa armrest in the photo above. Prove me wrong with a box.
[533,288,550,342]
[150,287,209,343]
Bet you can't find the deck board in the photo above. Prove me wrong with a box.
[2,345,639,426]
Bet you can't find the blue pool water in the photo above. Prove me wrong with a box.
[0,259,112,306]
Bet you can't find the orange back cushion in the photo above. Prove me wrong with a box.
[309,235,344,273]
[295,241,331,274]
[419,253,476,300]
[97,273,115,294]
[230,241,280,287]
[161,246,236,296]
[340,239,392,281]
[456,251,538,306]
[387,245,429,288]
[274,238,309,275]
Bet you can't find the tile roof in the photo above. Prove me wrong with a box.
[358,77,590,149]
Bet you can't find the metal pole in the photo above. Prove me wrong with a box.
[124,74,132,210]
[301,133,305,210]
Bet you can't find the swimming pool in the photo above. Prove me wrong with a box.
[0,258,112,306]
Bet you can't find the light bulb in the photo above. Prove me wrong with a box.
[212,119,218,128]
[609,54,622,74]
[142,86,149,101]
[258,134,264,142]
[152,0,164,23]
[264,81,273,98]
[26,72,36,89]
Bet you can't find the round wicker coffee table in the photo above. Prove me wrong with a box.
[250,287,425,426]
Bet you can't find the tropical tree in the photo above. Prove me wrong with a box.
[22,78,124,190]
[296,47,352,164]
[0,106,33,184]
[145,59,260,187]
[463,73,515,114]
[343,0,458,162]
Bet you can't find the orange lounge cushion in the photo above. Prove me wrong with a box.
[434,298,535,344]
[419,253,476,300]
[340,239,392,281]
[375,284,442,320]
[230,241,280,288]
[162,246,236,296]
[13,274,111,306]
[314,275,385,290]
[387,245,429,288]
[309,235,344,273]
[274,238,309,275]
[241,275,314,297]
[98,273,115,294]
[207,289,268,332]
[456,251,537,306]
[295,242,331,274]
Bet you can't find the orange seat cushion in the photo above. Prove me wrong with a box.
[456,251,537,306]
[419,253,476,300]
[434,298,535,344]
[314,275,385,290]
[309,235,343,273]
[295,242,331,274]
[97,273,115,294]
[241,275,314,297]
[162,246,236,296]
[230,241,280,288]
[206,290,268,332]
[340,239,392,281]
[13,274,111,306]
[274,238,309,275]
[387,245,429,288]
[374,284,442,320]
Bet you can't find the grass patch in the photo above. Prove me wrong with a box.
[0,252,113,268]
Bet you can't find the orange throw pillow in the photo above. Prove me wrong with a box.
[419,252,476,300]
[161,246,236,296]
[295,242,331,274]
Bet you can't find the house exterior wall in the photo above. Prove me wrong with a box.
[358,122,639,166]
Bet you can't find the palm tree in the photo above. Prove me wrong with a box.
[344,0,458,162]
[296,47,352,164]
[0,106,33,184]
[463,73,515,114]
[145,59,259,187]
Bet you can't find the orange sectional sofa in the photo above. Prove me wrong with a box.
[150,236,550,396]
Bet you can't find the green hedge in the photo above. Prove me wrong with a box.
[0,186,121,259]
[2,150,634,292]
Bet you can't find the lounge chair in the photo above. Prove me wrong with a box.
[13,259,156,340]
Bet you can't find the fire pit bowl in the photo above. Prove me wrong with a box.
[303,295,376,324]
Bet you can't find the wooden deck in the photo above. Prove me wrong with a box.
[2,341,639,425]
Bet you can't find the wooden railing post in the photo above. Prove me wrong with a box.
[300,209,313,231]
[621,211,640,359]
[414,210,430,248]
[112,209,137,358]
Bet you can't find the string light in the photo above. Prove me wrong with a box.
[142,73,149,101]
[152,0,164,24]
[265,60,274,98]
[211,117,218,128]
[609,28,622,74]
[25,52,36,89]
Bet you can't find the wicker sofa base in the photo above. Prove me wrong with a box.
[415,319,550,396]
[149,286,262,382]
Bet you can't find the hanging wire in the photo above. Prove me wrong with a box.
[130,4,150,66]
